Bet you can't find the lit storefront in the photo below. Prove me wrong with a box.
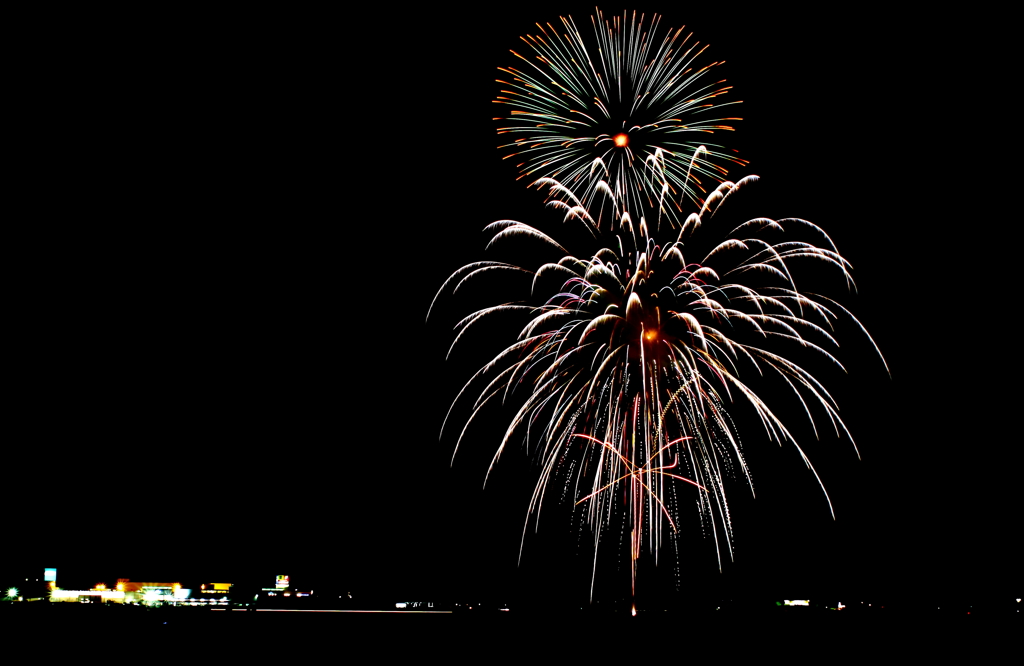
[49,581,232,606]
[50,589,126,603]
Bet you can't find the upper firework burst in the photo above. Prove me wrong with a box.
[495,9,746,228]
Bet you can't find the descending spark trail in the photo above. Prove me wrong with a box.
[431,169,887,597]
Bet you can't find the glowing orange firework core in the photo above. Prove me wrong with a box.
[614,133,629,147]
[644,330,657,341]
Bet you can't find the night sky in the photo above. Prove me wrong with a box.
[6,6,1017,606]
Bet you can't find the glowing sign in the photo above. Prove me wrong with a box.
[275,575,289,589]
[44,568,57,582]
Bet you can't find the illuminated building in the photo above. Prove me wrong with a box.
[117,581,229,606]
[261,574,291,597]
[257,574,313,601]
[50,589,126,603]
[32,571,234,606]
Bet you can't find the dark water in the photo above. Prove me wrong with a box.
[4,601,1018,649]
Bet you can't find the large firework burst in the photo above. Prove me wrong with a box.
[495,9,745,228]
[431,173,886,597]
[432,7,886,600]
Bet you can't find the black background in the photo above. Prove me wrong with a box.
[5,5,1017,607]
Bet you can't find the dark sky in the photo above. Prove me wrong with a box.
[6,6,1016,604]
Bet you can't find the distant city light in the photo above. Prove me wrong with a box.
[51,589,126,601]
[5,587,19,600]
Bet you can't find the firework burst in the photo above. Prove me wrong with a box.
[431,170,887,597]
[495,9,746,228]
[433,7,885,601]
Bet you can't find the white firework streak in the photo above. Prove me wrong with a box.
[431,168,886,599]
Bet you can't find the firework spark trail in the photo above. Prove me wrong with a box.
[431,7,887,600]
[495,9,746,230]
[431,167,887,598]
